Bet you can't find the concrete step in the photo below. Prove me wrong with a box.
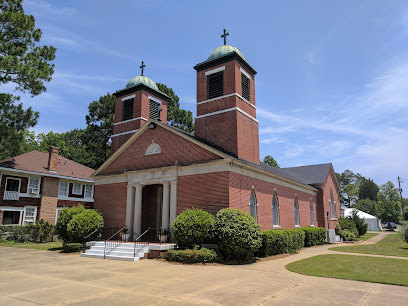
[106,255,140,262]
[82,242,149,262]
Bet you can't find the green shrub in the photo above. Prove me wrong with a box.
[301,227,326,247]
[172,208,215,249]
[256,228,305,257]
[400,221,408,244]
[341,229,357,241]
[4,220,55,243]
[350,211,368,236]
[214,208,262,260]
[56,205,103,243]
[164,247,218,264]
[63,243,84,253]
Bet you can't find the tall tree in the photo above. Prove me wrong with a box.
[157,83,194,133]
[376,181,401,224]
[358,177,379,201]
[83,93,115,169]
[352,198,377,216]
[0,0,56,159]
[263,155,280,168]
[337,170,360,207]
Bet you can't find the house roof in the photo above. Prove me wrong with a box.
[0,151,95,181]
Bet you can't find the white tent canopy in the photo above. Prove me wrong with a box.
[344,208,382,231]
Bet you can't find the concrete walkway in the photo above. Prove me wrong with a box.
[0,233,407,305]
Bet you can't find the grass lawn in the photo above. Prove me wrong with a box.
[286,254,408,286]
[358,232,380,241]
[0,240,63,251]
[330,234,408,257]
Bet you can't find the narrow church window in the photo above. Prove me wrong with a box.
[310,201,314,226]
[294,197,300,226]
[207,71,224,99]
[330,189,335,218]
[145,142,161,155]
[122,99,134,121]
[272,192,279,226]
[250,190,257,222]
[149,99,160,119]
[241,72,250,101]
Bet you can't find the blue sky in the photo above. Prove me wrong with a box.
[5,0,408,195]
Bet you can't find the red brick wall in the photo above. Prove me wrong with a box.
[177,172,229,215]
[94,182,127,228]
[229,172,317,230]
[39,176,59,223]
[57,200,93,209]
[101,125,221,175]
[317,170,341,229]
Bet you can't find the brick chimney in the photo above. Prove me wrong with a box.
[47,146,59,172]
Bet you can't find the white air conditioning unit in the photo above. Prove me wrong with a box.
[30,188,40,195]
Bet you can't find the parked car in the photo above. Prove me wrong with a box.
[382,222,397,230]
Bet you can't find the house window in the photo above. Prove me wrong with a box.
[58,181,68,197]
[145,142,161,155]
[55,207,63,223]
[330,189,335,218]
[149,99,160,119]
[122,98,134,121]
[272,192,280,226]
[2,210,21,225]
[310,201,314,226]
[72,183,82,195]
[250,189,257,222]
[23,206,37,224]
[241,73,250,101]
[294,197,300,226]
[84,185,93,199]
[207,71,224,99]
[28,177,40,194]
[4,178,21,201]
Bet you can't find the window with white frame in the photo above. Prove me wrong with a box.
[23,206,37,224]
[294,197,300,226]
[84,185,93,199]
[55,207,63,223]
[72,183,82,195]
[58,181,68,197]
[272,192,280,226]
[2,209,22,225]
[310,201,314,226]
[145,142,161,155]
[4,178,21,201]
[28,177,40,194]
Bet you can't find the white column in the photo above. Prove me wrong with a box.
[126,185,135,238]
[133,184,143,239]
[169,180,178,228]
[161,182,170,230]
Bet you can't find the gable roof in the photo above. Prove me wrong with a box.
[0,151,94,181]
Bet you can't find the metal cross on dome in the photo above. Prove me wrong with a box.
[139,61,146,76]
[221,29,229,45]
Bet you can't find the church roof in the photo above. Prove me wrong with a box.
[207,45,245,61]
[126,75,159,91]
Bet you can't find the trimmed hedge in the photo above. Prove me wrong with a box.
[256,228,305,257]
[3,219,55,243]
[214,208,262,260]
[172,208,215,249]
[164,247,218,264]
[301,227,326,247]
[63,243,84,253]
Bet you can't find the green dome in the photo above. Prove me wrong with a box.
[207,45,245,61]
[126,75,159,91]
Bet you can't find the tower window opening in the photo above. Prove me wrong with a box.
[241,73,250,101]
[122,99,134,121]
[207,71,224,99]
[149,99,160,119]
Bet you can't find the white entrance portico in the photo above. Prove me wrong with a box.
[125,169,178,240]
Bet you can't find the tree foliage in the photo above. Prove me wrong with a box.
[352,198,377,216]
[0,0,56,96]
[336,170,362,207]
[376,181,401,223]
[263,155,280,168]
[157,83,194,133]
[358,178,379,201]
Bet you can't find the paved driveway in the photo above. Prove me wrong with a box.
[0,235,407,305]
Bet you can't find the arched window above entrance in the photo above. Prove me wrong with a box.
[145,141,161,155]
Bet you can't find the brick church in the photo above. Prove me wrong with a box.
[93,31,340,240]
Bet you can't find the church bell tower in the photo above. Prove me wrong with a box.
[194,30,260,165]
[111,62,169,154]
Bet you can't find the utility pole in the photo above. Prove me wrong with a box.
[397,176,404,218]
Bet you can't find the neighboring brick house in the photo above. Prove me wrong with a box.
[0,147,95,225]
[93,36,341,240]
